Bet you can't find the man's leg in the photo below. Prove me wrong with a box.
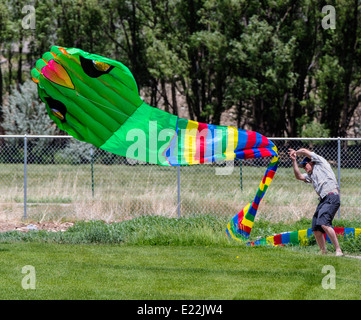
[312,206,326,254]
[314,230,327,254]
[321,225,343,256]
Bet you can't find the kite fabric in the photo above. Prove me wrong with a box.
[247,227,361,247]
[31,46,278,166]
[31,46,278,241]
[226,154,279,241]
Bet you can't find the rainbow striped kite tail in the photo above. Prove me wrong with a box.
[225,203,253,242]
[237,147,279,238]
[268,145,280,173]
[226,142,279,243]
[225,205,249,242]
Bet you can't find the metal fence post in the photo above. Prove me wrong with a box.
[337,138,341,218]
[240,160,243,191]
[177,166,181,218]
[23,134,27,220]
[91,146,94,197]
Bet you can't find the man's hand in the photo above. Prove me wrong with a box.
[294,148,313,158]
[289,149,307,181]
[288,148,297,161]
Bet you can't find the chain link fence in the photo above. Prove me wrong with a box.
[1,135,361,224]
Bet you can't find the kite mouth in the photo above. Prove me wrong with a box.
[41,59,74,89]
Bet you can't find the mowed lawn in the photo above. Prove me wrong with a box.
[1,243,360,300]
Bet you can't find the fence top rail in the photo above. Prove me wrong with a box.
[270,137,361,141]
[1,135,361,141]
[0,135,72,138]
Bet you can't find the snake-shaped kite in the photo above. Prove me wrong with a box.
[29,46,282,242]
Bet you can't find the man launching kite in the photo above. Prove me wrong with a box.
[289,148,343,256]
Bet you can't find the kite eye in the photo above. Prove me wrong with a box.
[45,97,67,122]
[93,60,112,72]
[51,109,65,121]
[79,56,114,78]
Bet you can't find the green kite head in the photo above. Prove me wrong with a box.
[31,46,143,147]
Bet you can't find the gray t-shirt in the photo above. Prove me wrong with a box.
[303,152,339,199]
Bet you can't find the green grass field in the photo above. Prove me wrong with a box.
[1,216,361,300]
[1,243,361,300]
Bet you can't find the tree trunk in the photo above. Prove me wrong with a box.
[161,78,170,113]
[17,30,24,89]
[171,80,178,116]
[0,62,3,121]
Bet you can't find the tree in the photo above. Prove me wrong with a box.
[0,1,14,111]
[1,80,59,163]
[225,12,297,136]
[3,0,361,138]
[27,0,59,61]
[316,0,361,137]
